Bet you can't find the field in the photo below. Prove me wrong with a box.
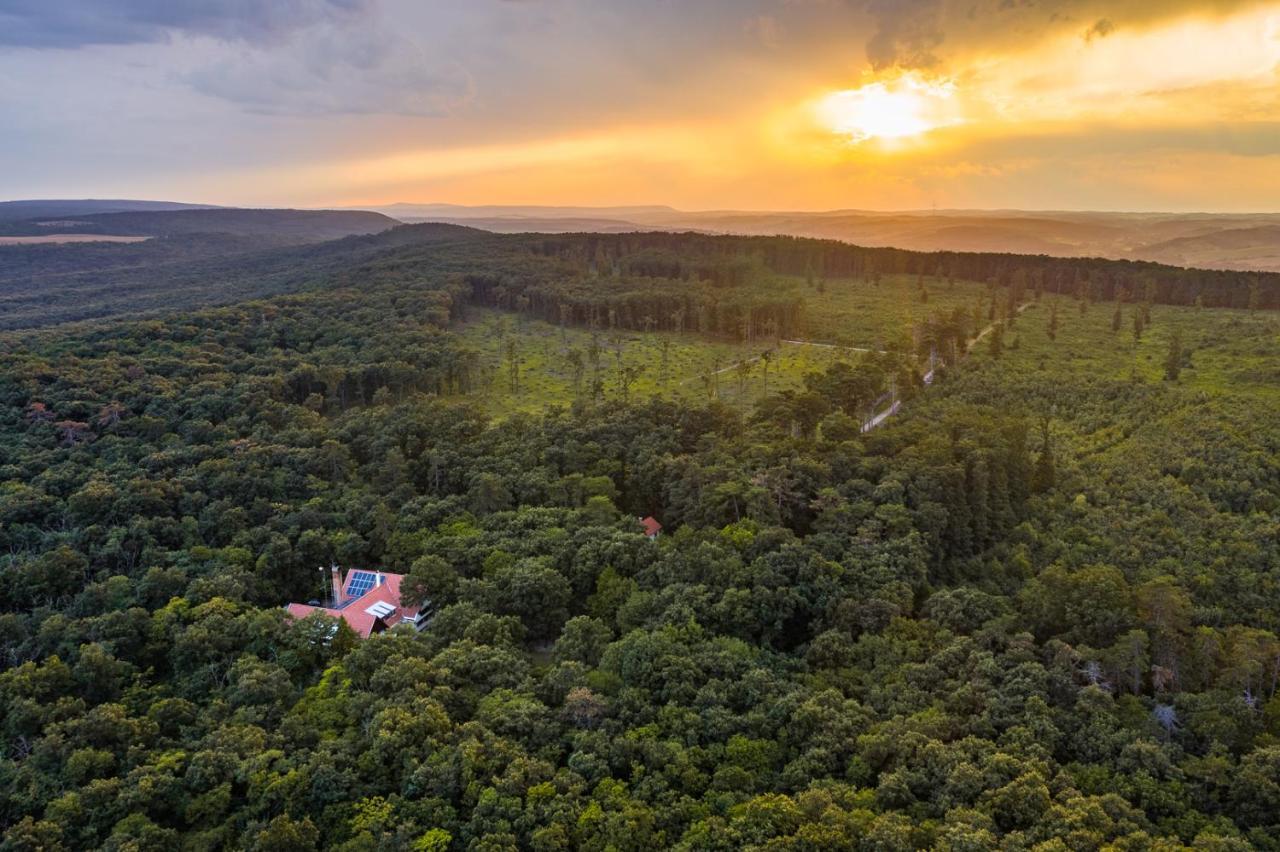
[455,273,997,415]
[966,295,1280,401]
[927,294,1280,490]
[456,277,1280,431]
[455,307,852,415]
[793,272,991,345]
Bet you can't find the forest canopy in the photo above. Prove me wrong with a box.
[2,228,1280,850]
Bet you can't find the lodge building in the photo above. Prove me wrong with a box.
[286,565,431,638]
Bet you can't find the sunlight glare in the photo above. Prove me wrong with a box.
[817,75,959,143]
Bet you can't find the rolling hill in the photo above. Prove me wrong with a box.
[0,207,399,240]
[0,198,215,225]
[1132,225,1280,272]
[384,204,1280,272]
[0,220,484,330]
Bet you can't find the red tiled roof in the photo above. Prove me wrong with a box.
[285,571,421,639]
[639,516,663,537]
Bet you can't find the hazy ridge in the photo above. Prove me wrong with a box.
[386,204,1280,273]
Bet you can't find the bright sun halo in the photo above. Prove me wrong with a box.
[818,75,958,143]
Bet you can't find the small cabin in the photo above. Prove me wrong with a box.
[639,516,663,538]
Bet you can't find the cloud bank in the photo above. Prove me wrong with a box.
[0,0,374,48]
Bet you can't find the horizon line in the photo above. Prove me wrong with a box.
[5,198,1280,217]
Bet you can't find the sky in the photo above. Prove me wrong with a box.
[1,0,1278,212]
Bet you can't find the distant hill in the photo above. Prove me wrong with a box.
[7,197,1280,334]
[74,208,400,240]
[0,221,487,330]
[0,207,400,241]
[354,221,488,248]
[16,200,1279,272]
[1132,225,1280,272]
[378,204,1280,272]
[0,198,215,225]
[397,216,664,234]
[375,202,676,220]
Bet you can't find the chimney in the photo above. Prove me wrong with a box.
[376,572,383,588]
[331,564,345,606]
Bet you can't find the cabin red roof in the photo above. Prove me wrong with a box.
[639,516,663,537]
[285,569,425,639]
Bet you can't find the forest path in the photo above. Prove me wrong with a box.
[862,301,1036,433]
[679,353,765,385]
[967,300,1034,351]
[780,339,882,354]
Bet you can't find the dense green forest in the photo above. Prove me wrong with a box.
[2,228,1280,850]
[6,213,1279,334]
[0,220,481,331]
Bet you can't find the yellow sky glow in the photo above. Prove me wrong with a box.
[968,4,1280,125]
[163,3,1280,211]
[804,4,1280,152]
[816,75,961,143]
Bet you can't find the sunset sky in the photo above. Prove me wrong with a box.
[2,0,1279,211]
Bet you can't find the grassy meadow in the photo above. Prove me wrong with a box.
[455,308,851,415]
[967,295,1280,400]
[454,273,999,415]
[796,272,991,345]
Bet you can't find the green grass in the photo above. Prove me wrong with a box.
[454,274,1006,416]
[798,273,992,346]
[458,270,1280,425]
[455,308,855,416]
[978,297,1280,401]
[929,296,1280,476]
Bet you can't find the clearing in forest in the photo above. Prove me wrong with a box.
[456,273,1002,416]
[455,308,849,415]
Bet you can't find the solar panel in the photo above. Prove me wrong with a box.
[344,570,378,599]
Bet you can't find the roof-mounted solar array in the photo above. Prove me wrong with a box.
[344,570,379,599]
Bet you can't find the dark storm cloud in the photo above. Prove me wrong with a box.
[0,0,374,48]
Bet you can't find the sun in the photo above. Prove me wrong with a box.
[817,74,959,143]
